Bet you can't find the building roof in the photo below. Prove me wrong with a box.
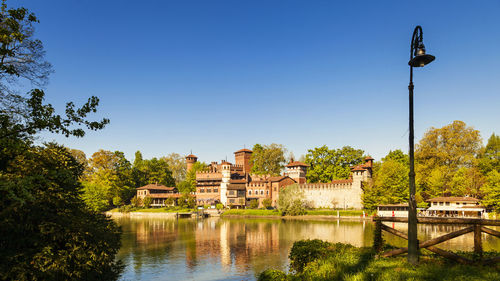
[427,197,479,203]
[227,184,246,190]
[148,193,183,198]
[364,156,374,161]
[221,161,232,166]
[269,176,290,182]
[286,161,310,167]
[137,184,177,191]
[234,148,253,154]
[186,154,197,158]
[229,179,247,184]
[378,203,409,207]
[351,165,366,171]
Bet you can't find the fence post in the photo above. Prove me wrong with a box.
[373,219,383,253]
[474,224,483,258]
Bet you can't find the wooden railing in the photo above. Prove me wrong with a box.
[373,217,500,264]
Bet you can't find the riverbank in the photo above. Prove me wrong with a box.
[258,240,500,281]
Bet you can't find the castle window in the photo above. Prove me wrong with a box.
[445,202,450,206]
[200,188,205,193]
[249,190,252,195]
[260,190,264,195]
[267,190,269,195]
[214,189,218,193]
[207,188,211,193]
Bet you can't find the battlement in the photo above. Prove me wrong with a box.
[298,182,353,190]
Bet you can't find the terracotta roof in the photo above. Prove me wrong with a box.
[137,184,177,191]
[148,193,183,198]
[221,161,232,166]
[331,179,353,184]
[364,156,374,161]
[378,203,409,207]
[234,148,253,153]
[227,184,246,190]
[229,179,247,184]
[427,197,479,203]
[186,154,197,158]
[269,176,289,182]
[286,161,309,167]
[351,165,366,171]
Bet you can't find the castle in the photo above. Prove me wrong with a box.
[188,149,373,209]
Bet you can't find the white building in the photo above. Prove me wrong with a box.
[425,197,487,218]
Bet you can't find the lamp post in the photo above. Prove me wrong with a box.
[407,25,435,265]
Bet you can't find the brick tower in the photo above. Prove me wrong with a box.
[234,148,253,174]
[186,154,198,172]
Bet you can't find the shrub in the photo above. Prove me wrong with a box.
[249,199,259,209]
[262,198,272,209]
[257,269,287,281]
[289,239,332,273]
[112,196,124,207]
[165,197,174,206]
[143,196,152,208]
[216,203,224,210]
[278,184,306,216]
[130,196,140,207]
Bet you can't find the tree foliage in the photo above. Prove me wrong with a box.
[132,151,175,188]
[250,143,287,176]
[479,133,500,174]
[481,170,500,212]
[162,153,187,184]
[305,145,364,183]
[278,184,306,216]
[181,161,207,193]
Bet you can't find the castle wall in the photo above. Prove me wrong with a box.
[299,182,363,209]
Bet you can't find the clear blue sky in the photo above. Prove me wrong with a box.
[19,0,500,162]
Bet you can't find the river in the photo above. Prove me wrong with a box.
[114,217,500,281]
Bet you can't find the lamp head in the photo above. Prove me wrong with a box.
[409,42,435,67]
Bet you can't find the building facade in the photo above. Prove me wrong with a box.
[190,149,371,209]
[136,184,181,207]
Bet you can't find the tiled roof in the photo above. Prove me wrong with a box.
[148,193,183,198]
[186,154,197,158]
[221,161,232,166]
[229,179,247,184]
[234,148,253,153]
[351,165,366,171]
[137,184,176,191]
[378,203,409,207]
[227,184,246,190]
[364,156,374,161]
[427,197,479,203]
[286,161,309,167]
[269,176,289,182]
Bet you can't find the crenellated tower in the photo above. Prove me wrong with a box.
[186,154,198,172]
[234,148,253,174]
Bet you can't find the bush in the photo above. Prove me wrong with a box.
[262,198,272,209]
[112,196,124,207]
[249,199,259,209]
[216,203,224,210]
[257,269,287,281]
[289,239,333,273]
[130,195,140,207]
[278,184,306,216]
[165,197,174,206]
[143,196,152,208]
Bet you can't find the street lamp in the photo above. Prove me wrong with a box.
[407,25,435,265]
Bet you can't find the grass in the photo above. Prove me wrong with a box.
[258,240,500,281]
[221,209,280,217]
[305,209,371,217]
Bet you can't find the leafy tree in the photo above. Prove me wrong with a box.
[415,121,482,197]
[143,196,152,208]
[178,193,195,209]
[162,153,187,184]
[278,184,306,216]
[249,199,259,209]
[132,151,175,188]
[382,149,408,165]
[262,198,272,209]
[113,196,124,207]
[0,2,121,279]
[130,195,140,207]
[250,143,287,176]
[481,170,500,212]
[183,161,208,193]
[478,133,500,174]
[305,145,364,183]
[80,181,111,212]
[449,167,484,197]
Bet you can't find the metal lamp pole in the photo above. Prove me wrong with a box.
[407,25,435,265]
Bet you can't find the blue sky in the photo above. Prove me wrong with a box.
[18,0,500,162]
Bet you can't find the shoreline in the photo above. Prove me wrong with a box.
[106,211,373,221]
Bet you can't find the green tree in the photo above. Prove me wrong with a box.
[80,181,111,212]
[0,2,121,279]
[162,153,187,184]
[382,149,408,165]
[132,151,175,188]
[305,145,364,183]
[249,199,259,209]
[478,133,500,174]
[143,196,152,208]
[481,170,500,212]
[415,120,482,197]
[262,198,272,209]
[278,184,306,216]
[183,161,208,193]
[250,143,287,176]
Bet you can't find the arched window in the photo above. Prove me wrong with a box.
[249,190,252,195]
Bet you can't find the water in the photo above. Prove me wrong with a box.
[114,217,500,281]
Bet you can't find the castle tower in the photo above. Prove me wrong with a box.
[234,148,253,174]
[363,156,374,180]
[285,161,309,184]
[220,161,231,206]
[186,154,198,172]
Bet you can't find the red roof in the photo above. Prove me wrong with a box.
[148,193,183,198]
[364,156,374,161]
[286,161,309,167]
[137,184,177,191]
[427,197,479,203]
[351,165,365,171]
[234,148,253,153]
[229,179,247,184]
[186,154,197,158]
[269,176,289,182]
[221,161,232,166]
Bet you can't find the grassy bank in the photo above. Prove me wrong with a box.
[109,207,194,213]
[258,240,500,281]
[221,209,371,217]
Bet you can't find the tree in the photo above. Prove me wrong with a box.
[481,170,500,212]
[182,161,207,193]
[249,199,259,209]
[262,198,272,209]
[250,143,287,176]
[162,153,187,184]
[415,121,482,197]
[0,2,121,279]
[130,195,140,207]
[382,149,408,165]
[305,145,364,183]
[478,133,500,174]
[80,181,111,212]
[132,151,175,188]
[278,184,306,216]
[143,196,152,208]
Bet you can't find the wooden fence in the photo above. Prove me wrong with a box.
[373,217,500,264]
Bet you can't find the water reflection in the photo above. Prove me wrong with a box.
[115,217,499,281]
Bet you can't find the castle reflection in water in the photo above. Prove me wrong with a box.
[115,217,500,280]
